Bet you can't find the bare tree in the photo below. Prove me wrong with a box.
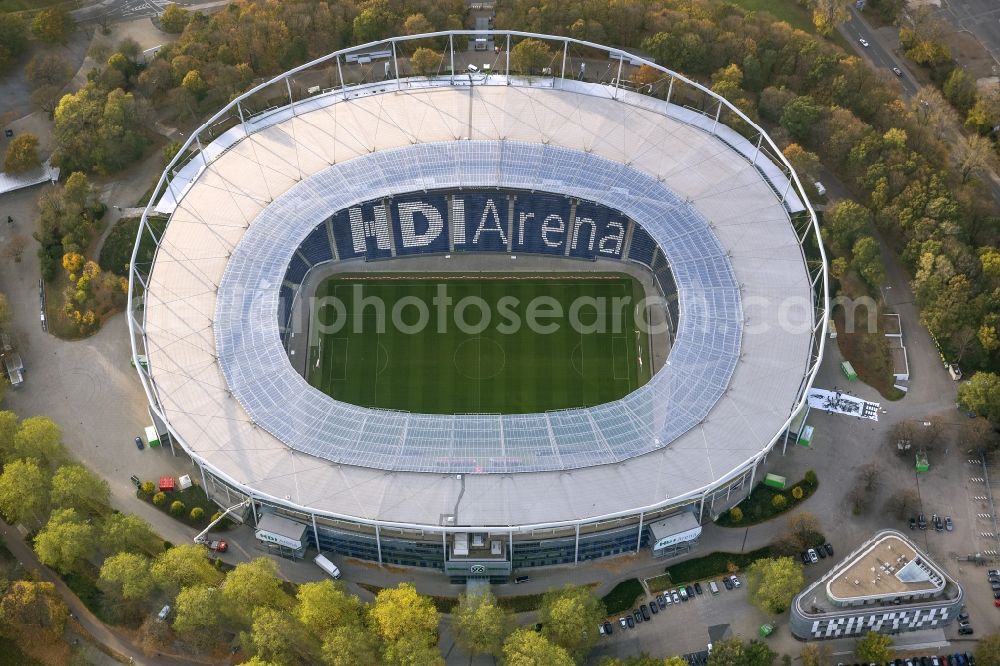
[785,512,823,549]
[957,134,994,184]
[916,416,945,452]
[847,482,869,515]
[859,462,880,491]
[961,417,999,452]
[885,489,919,520]
[887,421,915,456]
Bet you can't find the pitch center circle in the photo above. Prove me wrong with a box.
[453,337,506,380]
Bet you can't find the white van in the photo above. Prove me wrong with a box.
[314,553,342,579]
[709,580,719,595]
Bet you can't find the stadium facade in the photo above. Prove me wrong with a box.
[129,32,827,579]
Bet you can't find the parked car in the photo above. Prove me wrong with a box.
[892,67,903,77]
[989,570,1000,576]
[626,615,634,628]
[663,593,672,606]
[619,616,627,629]
[633,609,643,624]
[134,436,144,450]
[801,551,811,564]
[807,548,819,564]
[817,546,827,559]
[130,474,141,488]
[730,575,741,588]
[859,37,870,47]
[935,516,944,532]
[207,539,227,552]
[918,513,927,529]
[823,543,834,557]
[679,587,688,601]
[672,589,680,603]
[604,621,613,635]
[694,582,703,595]
[157,605,171,621]
[686,585,695,598]
[723,577,733,590]
[599,623,606,636]
[958,611,969,621]
[656,594,666,609]
[649,600,659,614]
[945,516,953,531]
[958,626,974,635]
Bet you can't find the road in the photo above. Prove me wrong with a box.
[71,0,229,24]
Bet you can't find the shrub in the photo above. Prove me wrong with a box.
[140,481,156,497]
[804,470,818,488]
[729,507,744,523]
[210,511,222,523]
[772,495,787,510]
[169,500,185,516]
[791,486,804,500]
[152,492,167,506]
[190,507,204,521]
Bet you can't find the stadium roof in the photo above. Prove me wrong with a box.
[138,75,820,528]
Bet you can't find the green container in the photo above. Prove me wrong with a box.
[763,473,786,490]
[797,425,814,448]
[759,623,774,637]
[840,361,857,381]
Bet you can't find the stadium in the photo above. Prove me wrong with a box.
[128,31,827,579]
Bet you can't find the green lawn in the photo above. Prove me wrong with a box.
[724,0,816,33]
[601,578,644,615]
[663,545,775,584]
[308,273,652,414]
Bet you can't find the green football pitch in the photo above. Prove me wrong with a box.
[306,273,653,414]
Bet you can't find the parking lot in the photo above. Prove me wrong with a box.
[589,574,770,664]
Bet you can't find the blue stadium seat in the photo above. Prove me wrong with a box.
[627,224,656,267]
[331,203,393,261]
[284,254,309,285]
[510,193,571,255]
[298,224,334,266]
[278,285,294,331]
[392,193,449,256]
[569,200,628,260]
[454,192,509,253]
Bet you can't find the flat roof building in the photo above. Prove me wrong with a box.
[790,530,963,640]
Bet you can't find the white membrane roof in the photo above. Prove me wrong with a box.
[143,82,815,527]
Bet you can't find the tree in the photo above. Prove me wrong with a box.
[320,625,383,666]
[632,64,660,90]
[0,411,16,459]
[809,0,849,35]
[153,492,167,506]
[159,4,190,33]
[50,464,110,514]
[13,416,67,468]
[847,481,870,515]
[369,583,438,649]
[0,14,28,73]
[801,643,832,666]
[708,638,746,666]
[780,96,821,142]
[975,632,1000,666]
[31,8,73,44]
[190,507,204,521]
[855,631,893,663]
[885,488,919,520]
[243,606,318,666]
[173,584,226,649]
[783,144,820,182]
[99,552,156,601]
[943,68,978,114]
[852,236,885,288]
[887,421,915,455]
[959,373,1000,423]
[33,508,98,574]
[352,2,396,44]
[744,640,776,666]
[25,53,72,90]
[791,486,804,500]
[3,134,40,173]
[0,580,68,640]
[961,417,999,452]
[729,507,743,523]
[0,458,50,525]
[151,544,222,590]
[222,558,292,623]
[785,512,823,550]
[53,83,149,174]
[101,512,160,555]
[745,557,804,614]
[957,134,993,184]
[824,200,871,257]
[771,495,787,510]
[402,13,433,35]
[511,39,554,75]
[169,500,185,516]
[410,47,441,77]
[453,588,509,656]
[382,632,444,666]
[502,628,574,666]
[539,584,606,662]
[181,69,208,101]
[295,579,364,639]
